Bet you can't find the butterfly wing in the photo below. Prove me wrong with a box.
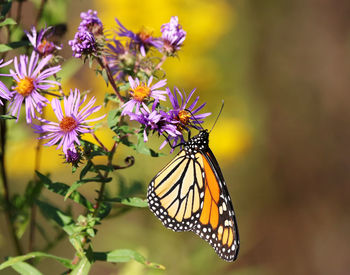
[148,150,205,232]
[195,148,239,262]
[147,147,239,262]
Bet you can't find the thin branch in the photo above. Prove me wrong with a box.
[35,0,48,26]
[0,104,23,255]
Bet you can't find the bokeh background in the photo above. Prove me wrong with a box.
[1,0,350,274]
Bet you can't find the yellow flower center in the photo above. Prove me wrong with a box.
[178,110,191,125]
[15,77,34,97]
[138,27,153,42]
[59,116,78,133]
[130,84,151,102]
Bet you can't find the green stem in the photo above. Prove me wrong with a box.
[0,104,23,255]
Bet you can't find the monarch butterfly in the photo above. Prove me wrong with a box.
[147,128,240,262]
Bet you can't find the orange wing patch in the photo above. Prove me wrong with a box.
[199,154,220,230]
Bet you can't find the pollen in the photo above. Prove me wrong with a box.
[130,84,151,102]
[138,27,153,42]
[37,39,55,55]
[178,110,191,125]
[59,116,78,133]
[15,77,34,97]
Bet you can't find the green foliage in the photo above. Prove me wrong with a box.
[0,41,29,52]
[11,262,43,275]
[0,17,16,27]
[0,252,74,270]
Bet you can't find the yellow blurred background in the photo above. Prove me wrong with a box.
[1,0,350,274]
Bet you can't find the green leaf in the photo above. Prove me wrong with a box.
[36,200,75,235]
[105,197,148,208]
[1,1,12,17]
[0,41,29,52]
[135,135,163,157]
[0,252,73,270]
[0,17,16,27]
[70,256,91,275]
[0,114,16,120]
[11,262,43,275]
[107,109,121,129]
[37,171,93,210]
[93,249,165,270]
[80,161,92,180]
[96,202,111,220]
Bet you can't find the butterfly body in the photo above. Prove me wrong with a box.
[147,130,240,262]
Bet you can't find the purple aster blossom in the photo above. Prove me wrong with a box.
[68,30,97,58]
[65,149,82,165]
[161,16,186,54]
[115,18,162,56]
[105,39,128,80]
[25,26,62,56]
[8,52,61,123]
[121,76,167,116]
[78,9,103,36]
[0,59,13,105]
[160,87,211,149]
[32,88,105,154]
[129,102,180,143]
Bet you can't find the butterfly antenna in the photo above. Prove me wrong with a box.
[184,108,205,130]
[209,100,224,133]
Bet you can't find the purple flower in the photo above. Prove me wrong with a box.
[33,89,105,154]
[105,39,128,80]
[68,30,97,58]
[0,59,13,105]
[161,16,186,54]
[78,9,103,36]
[8,52,61,123]
[129,103,180,142]
[121,76,167,116]
[115,18,162,56]
[160,87,211,149]
[65,149,81,165]
[25,26,62,56]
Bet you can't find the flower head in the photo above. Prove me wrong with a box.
[78,9,103,36]
[33,89,105,154]
[105,39,129,80]
[8,52,61,123]
[161,16,186,55]
[160,87,211,149]
[115,18,162,56]
[68,30,97,58]
[129,102,180,142]
[25,26,62,56]
[121,76,167,116]
[0,59,13,105]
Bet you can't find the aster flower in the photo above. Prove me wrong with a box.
[0,59,13,105]
[32,89,105,154]
[25,26,62,56]
[115,18,162,56]
[68,30,97,58]
[105,39,128,80]
[78,9,103,36]
[129,102,180,142]
[161,16,186,55]
[121,76,167,116]
[8,52,61,123]
[160,87,211,149]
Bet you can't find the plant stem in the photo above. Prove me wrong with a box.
[15,1,23,25]
[97,57,124,103]
[35,0,48,26]
[0,104,23,255]
[155,54,167,70]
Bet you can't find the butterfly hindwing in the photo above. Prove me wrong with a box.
[147,130,240,262]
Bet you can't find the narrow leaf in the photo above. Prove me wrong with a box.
[93,249,165,270]
[36,200,75,235]
[105,197,148,208]
[0,114,16,120]
[0,252,73,270]
[80,161,92,180]
[37,171,93,210]
[0,17,16,27]
[0,41,29,52]
[11,262,43,275]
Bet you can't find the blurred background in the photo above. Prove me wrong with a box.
[1,0,350,274]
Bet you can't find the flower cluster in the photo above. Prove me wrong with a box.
[69,9,104,58]
[105,16,186,81]
[121,76,210,150]
[25,26,62,56]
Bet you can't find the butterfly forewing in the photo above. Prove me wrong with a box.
[147,130,239,262]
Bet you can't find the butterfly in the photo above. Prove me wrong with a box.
[147,129,240,262]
